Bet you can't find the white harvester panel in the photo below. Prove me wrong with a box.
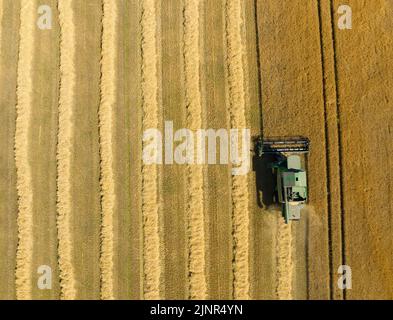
[287,155,301,170]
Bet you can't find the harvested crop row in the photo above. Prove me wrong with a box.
[14,0,35,300]
[276,218,293,300]
[225,0,250,300]
[57,0,77,300]
[141,0,161,299]
[0,0,20,300]
[98,0,118,300]
[183,0,207,299]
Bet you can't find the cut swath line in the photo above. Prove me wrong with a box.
[57,0,77,299]
[98,0,118,300]
[141,0,161,300]
[14,0,35,300]
[183,0,207,299]
[276,218,293,300]
[225,0,250,300]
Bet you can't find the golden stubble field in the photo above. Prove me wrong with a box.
[0,0,392,300]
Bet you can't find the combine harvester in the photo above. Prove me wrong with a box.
[255,137,310,223]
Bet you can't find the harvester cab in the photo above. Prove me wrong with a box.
[255,137,310,223]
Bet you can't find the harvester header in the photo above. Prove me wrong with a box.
[255,136,310,156]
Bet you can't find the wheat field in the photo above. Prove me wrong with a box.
[0,0,392,300]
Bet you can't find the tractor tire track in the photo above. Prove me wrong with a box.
[329,0,346,299]
[316,1,334,300]
[225,0,250,300]
[183,0,207,300]
[317,0,345,300]
[141,0,161,300]
[98,0,118,300]
[14,0,35,300]
[57,0,77,300]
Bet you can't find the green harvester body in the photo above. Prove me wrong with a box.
[272,157,308,223]
[255,137,310,223]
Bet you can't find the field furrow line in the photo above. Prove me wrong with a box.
[183,0,207,299]
[141,0,161,299]
[57,0,77,300]
[225,0,250,300]
[14,0,35,300]
[276,219,293,300]
[317,0,335,299]
[98,0,118,300]
[329,0,347,300]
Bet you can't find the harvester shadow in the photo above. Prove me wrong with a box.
[252,153,276,209]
